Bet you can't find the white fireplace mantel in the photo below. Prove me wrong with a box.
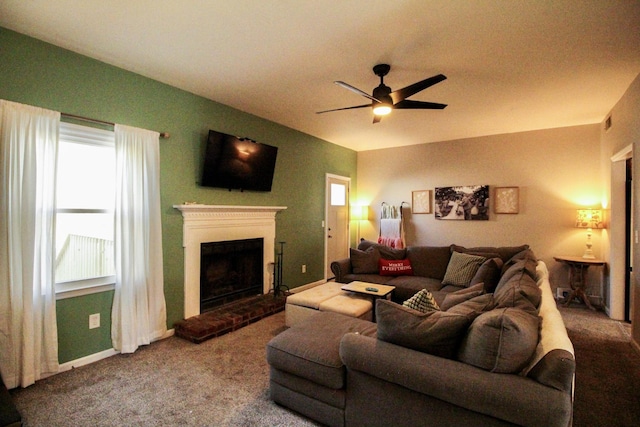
[174,204,287,318]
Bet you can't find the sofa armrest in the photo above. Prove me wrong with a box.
[330,258,352,283]
[340,333,572,427]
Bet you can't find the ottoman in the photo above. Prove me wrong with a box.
[285,283,372,327]
[266,311,377,427]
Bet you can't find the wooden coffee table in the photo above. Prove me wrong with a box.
[340,281,395,321]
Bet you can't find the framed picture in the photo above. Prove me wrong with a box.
[495,187,519,214]
[412,190,432,214]
[434,185,489,220]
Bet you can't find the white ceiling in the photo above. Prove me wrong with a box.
[2,0,640,151]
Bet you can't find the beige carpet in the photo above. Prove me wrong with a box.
[10,303,640,426]
[10,311,319,427]
[559,303,639,427]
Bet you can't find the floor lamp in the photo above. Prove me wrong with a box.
[351,205,369,243]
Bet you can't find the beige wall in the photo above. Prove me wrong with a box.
[356,124,605,302]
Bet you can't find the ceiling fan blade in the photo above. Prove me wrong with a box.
[316,104,371,114]
[390,74,447,104]
[393,100,447,110]
[335,81,381,103]
[373,115,382,124]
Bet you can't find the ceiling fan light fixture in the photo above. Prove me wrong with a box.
[372,94,393,116]
[372,104,392,115]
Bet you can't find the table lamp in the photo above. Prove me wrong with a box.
[575,209,603,259]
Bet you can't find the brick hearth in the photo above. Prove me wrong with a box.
[174,293,287,344]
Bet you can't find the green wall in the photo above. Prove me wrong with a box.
[0,27,357,363]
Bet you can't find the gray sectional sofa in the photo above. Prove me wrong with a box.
[266,242,575,426]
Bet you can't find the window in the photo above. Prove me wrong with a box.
[330,183,346,206]
[55,122,115,297]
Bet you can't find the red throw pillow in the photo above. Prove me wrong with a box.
[379,258,414,276]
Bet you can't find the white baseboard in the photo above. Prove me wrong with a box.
[290,279,326,293]
[54,328,175,376]
[57,348,120,374]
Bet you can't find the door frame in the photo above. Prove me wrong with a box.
[610,144,632,320]
[325,173,351,280]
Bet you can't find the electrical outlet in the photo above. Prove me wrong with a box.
[89,313,100,329]
[556,288,571,300]
[302,264,307,273]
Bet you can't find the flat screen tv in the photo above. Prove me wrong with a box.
[201,130,278,192]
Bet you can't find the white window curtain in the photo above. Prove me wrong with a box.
[0,100,60,388]
[111,124,167,353]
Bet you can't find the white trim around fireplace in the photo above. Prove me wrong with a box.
[173,204,287,319]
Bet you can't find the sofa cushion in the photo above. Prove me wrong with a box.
[350,246,380,274]
[403,289,440,313]
[342,273,394,286]
[376,299,470,359]
[446,293,496,321]
[501,248,538,277]
[358,240,406,260]
[451,244,530,263]
[457,307,540,373]
[494,261,542,310]
[266,311,377,389]
[406,246,452,280]
[440,283,484,311]
[469,257,504,293]
[442,251,487,287]
[388,276,444,303]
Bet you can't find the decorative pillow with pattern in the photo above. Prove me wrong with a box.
[442,251,487,287]
[403,289,440,313]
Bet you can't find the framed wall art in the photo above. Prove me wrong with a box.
[434,185,489,220]
[411,190,432,214]
[494,187,519,214]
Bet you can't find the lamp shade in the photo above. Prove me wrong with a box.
[351,205,369,221]
[575,209,603,229]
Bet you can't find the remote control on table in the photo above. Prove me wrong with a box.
[365,287,378,292]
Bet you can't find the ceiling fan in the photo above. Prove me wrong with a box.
[317,64,447,123]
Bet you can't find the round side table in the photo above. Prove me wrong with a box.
[553,255,606,310]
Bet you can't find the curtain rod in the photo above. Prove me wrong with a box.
[61,112,170,139]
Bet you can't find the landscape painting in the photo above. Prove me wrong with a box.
[434,185,489,220]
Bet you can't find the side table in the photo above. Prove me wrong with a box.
[553,255,606,311]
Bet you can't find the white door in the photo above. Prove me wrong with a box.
[326,174,350,279]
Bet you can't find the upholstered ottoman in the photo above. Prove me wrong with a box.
[266,311,377,427]
[285,283,372,327]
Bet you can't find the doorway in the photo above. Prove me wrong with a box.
[325,174,350,279]
[611,145,632,321]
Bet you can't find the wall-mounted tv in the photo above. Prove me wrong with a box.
[201,130,278,192]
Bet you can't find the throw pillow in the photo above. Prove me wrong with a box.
[350,246,380,274]
[376,299,470,359]
[442,251,487,287]
[440,283,484,311]
[494,261,542,310]
[457,307,540,374]
[469,257,504,293]
[379,258,414,276]
[403,289,440,313]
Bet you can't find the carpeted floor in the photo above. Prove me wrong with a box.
[10,311,319,427]
[560,304,640,427]
[9,302,640,426]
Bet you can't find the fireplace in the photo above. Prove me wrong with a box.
[200,238,264,312]
[174,204,287,318]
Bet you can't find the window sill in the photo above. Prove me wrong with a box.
[56,277,116,300]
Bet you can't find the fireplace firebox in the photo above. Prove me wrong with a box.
[200,238,264,312]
